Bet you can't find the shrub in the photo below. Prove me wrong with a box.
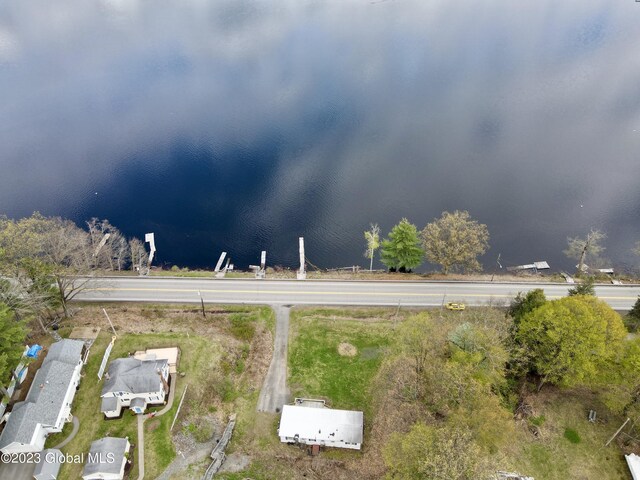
[564,428,581,444]
[229,313,256,341]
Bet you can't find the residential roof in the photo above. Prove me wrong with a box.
[101,358,167,396]
[45,339,84,365]
[26,360,78,425]
[0,340,83,451]
[83,437,128,477]
[101,397,118,413]
[34,448,62,479]
[130,398,146,409]
[279,405,364,445]
[0,402,40,447]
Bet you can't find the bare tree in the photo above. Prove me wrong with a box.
[564,229,606,275]
[86,218,130,271]
[111,231,130,271]
[0,214,138,321]
[40,218,94,317]
[363,223,380,272]
[129,237,148,273]
[0,277,52,334]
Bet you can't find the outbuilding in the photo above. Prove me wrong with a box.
[278,398,364,450]
[627,453,640,480]
[33,448,62,480]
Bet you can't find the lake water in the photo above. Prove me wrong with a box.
[1,0,639,272]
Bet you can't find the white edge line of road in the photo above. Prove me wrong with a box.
[75,297,451,307]
[82,275,640,287]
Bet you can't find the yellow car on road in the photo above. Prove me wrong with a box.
[445,302,466,311]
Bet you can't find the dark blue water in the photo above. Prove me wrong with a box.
[1,1,640,272]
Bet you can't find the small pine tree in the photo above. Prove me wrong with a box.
[508,289,546,325]
[568,277,595,296]
[380,219,424,273]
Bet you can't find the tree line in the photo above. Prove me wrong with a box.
[384,287,640,478]
[0,213,148,328]
[365,212,640,274]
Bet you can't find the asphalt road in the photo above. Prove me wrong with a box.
[75,277,640,310]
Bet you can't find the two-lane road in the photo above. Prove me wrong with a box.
[75,277,640,310]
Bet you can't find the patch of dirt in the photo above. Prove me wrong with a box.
[146,419,161,432]
[173,414,222,457]
[337,342,358,357]
[219,453,251,473]
[67,304,243,347]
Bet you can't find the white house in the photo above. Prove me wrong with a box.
[278,398,364,450]
[0,339,84,454]
[82,437,130,480]
[100,357,169,418]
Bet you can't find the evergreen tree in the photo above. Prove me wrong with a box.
[380,219,424,272]
[508,289,546,325]
[568,277,595,296]
[0,304,26,385]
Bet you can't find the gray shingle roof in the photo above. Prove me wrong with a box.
[82,437,128,477]
[25,360,78,425]
[34,448,62,479]
[0,402,40,447]
[46,339,84,365]
[101,396,118,413]
[0,339,83,451]
[130,398,145,409]
[101,358,167,396]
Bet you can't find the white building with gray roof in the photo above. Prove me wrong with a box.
[0,339,84,454]
[33,448,62,479]
[82,437,130,480]
[100,357,169,418]
[278,398,364,450]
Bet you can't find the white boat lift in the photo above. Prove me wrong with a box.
[214,252,227,278]
[143,232,156,275]
[297,237,306,280]
[506,261,550,273]
[250,251,267,279]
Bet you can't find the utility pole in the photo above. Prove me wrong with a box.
[198,290,206,318]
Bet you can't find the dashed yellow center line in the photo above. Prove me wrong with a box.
[84,287,636,300]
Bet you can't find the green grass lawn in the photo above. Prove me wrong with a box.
[288,308,393,416]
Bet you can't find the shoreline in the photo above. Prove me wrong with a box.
[96,268,640,285]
